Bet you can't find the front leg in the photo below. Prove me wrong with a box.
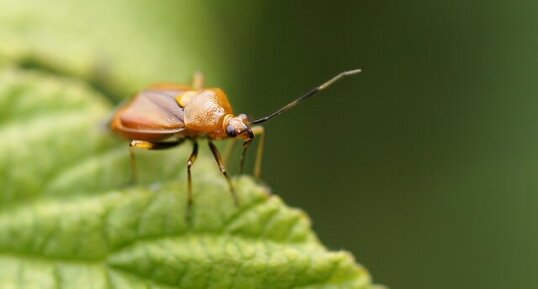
[249,126,265,178]
[224,125,266,178]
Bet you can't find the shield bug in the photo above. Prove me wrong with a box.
[110,69,361,217]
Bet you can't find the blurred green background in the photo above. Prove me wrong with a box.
[1,1,537,288]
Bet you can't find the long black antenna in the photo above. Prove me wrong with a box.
[252,69,361,124]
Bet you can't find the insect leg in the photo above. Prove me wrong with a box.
[239,140,249,175]
[208,141,240,206]
[186,141,199,220]
[129,143,139,184]
[237,126,265,177]
[128,140,184,183]
[192,71,204,90]
[250,126,265,179]
[223,126,265,177]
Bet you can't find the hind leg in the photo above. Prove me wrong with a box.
[129,140,184,184]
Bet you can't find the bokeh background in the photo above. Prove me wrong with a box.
[1,1,537,288]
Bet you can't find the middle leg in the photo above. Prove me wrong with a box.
[208,141,239,206]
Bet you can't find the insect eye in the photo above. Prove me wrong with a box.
[226,125,237,137]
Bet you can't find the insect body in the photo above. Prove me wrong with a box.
[110,69,361,217]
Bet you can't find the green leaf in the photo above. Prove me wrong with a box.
[0,68,372,288]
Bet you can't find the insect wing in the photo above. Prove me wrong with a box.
[112,86,190,140]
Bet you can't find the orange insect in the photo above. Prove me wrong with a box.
[110,69,361,216]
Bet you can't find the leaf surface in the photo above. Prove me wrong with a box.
[0,68,372,288]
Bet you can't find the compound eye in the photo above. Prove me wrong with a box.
[226,125,237,137]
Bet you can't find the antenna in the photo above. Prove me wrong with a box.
[252,69,361,124]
